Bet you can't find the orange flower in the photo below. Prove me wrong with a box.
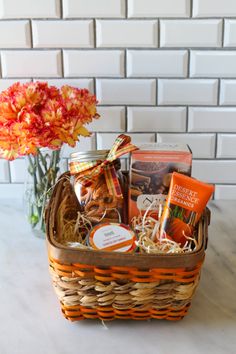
[0,82,99,160]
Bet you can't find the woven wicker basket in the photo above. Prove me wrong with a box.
[45,173,210,321]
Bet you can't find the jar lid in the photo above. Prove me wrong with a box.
[70,150,109,163]
[88,222,137,253]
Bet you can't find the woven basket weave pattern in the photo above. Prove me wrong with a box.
[49,257,202,321]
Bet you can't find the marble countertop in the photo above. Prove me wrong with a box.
[0,200,235,354]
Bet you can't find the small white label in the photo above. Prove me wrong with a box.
[93,224,133,252]
[137,194,166,210]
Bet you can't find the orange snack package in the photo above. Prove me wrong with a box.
[159,172,214,246]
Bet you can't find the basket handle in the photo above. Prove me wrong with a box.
[204,208,211,250]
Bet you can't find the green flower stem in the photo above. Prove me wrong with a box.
[35,152,44,181]
[27,155,41,224]
[27,155,37,193]
[38,148,48,174]
[26,148,61,234]
[38,172,49,233]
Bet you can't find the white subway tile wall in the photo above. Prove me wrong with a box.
[97,133,155,150]
[224,21,236,47]
[0,160,10,182]
[32,20,94,48]
[0,0,236,199]
[62,136,96,158]
[0,21,31,48]
[127,107,186,132]
[9,159,26,183]
[1,50,62,77]
[128,0,190,18]
[188,108,236,132]
[89,107,126,132]
[217,135,236,158]
[220,80,236,105]
[160,20,222,48]
[0,0,60,19]
[96,20,158,48]
[158,79,218,105]
[64,50,124,77]
[190,51,236,78]
[96,79,156,105]
[192,0,236,18]
[127,50,188,77]
[156,133,215,158]
[63,0,126,18]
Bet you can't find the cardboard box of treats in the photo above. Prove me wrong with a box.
[128,143,192,223]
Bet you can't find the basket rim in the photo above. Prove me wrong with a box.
[46,214,207,268]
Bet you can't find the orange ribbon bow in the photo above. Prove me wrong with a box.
[69,134,138,197]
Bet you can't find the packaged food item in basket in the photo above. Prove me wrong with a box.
[159,172,214,246]
[128,143,192,223]
[87,222,137,252]
[69,134,137,226]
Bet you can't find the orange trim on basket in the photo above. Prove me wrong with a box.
[115,309,132,315]
[83,314,99,319]
[80,307,98,314]
[94,275,115,281]
[174,275,199,283]
[53,269,73,277]
[94,267,111,274]
[49,256,202,283]
[97,306,114,311]
[131,277,158,282]
[129,270,153,276]
[60,304,192,321]
[110,266,137,272]
[72,263,94,269]
[97,311,115,317]
[73,269,95,277]
[111,272,132,280]
[63,310,82,317]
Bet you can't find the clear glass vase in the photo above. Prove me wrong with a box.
[24,148,64,238]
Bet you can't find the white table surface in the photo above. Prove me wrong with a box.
[0,200,235,354]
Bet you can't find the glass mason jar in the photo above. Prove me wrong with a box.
[24,148,65,238]
[69,150,126,225]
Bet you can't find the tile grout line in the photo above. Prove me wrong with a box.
[29,19,33,48]
[124,49,127,78]
[125,0,128,19]
[61,49,65,77]
[190,0,193,18]
[7,161,12,183]
[215,133,218,158]
[60,0,63,19]
[186,106,189,133]
[125,106,128,133]
[187,49,191,78]
[217,79,221,105]
[222,18,225,47]
[93,18,97,48]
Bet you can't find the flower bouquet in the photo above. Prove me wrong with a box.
[0,81,99,236]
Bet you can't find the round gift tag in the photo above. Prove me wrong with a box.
[88,222,136,253]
